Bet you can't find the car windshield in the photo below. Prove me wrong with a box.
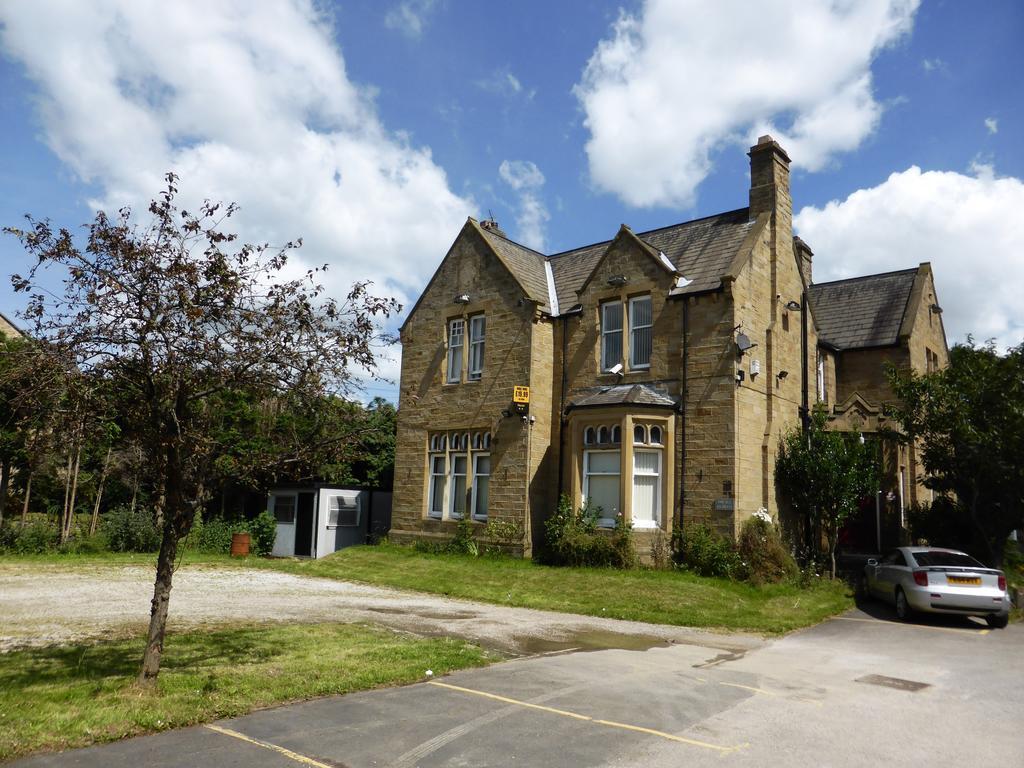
[912,551,985,568]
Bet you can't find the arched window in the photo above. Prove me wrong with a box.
[610,425,621,444]
[483,432,491,449]
[633,424,646,445]
[584,426,595,445]
[597,426,609,444]
[649,425,663,445]
[473,433,482,450]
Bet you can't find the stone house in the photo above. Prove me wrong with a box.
[0,311,23,339]
[390,137,948,557]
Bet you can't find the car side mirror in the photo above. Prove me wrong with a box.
[867,558,878,567]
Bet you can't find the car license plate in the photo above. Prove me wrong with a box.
[947,576,981,586]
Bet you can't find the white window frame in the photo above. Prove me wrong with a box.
[817,351,826,403]
[628,295,653,369]
[428,453,446,518]
[583,449,621,528]
[631,448,662,529]
[449,453,468,519]
[468,315,485,381]
[446,318,464,384]
[600,301,624,372]
[327,494,361,527]
[472,453,490,521]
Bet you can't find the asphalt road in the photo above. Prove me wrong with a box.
[13,605,1023,767]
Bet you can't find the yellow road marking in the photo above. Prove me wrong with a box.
[834,616,990,635]
[718,681,778,697]
[428,680,744,754]
[204,724,334,768]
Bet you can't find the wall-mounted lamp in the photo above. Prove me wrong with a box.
[776,370,790,381]
[607,275,628,287]
[929,303,943,314]
[784,300,802,312]
[454,294,471,305]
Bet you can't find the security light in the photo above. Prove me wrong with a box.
[784,300,801,312]
[607,275,628,287]
[454,294,471,304]
[776,370,790,380]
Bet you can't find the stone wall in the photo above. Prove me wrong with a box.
[391,222,537,553]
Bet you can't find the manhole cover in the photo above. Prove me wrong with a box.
[855,674,930,692]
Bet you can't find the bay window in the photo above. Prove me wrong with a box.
[584,449,621,526]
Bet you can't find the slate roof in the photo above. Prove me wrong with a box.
[476,227,552,311]
[548,208,755,313]
[808,269,918,350]
[567,383,678,410]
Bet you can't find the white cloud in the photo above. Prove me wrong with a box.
[384,0,438,39]
[574,0,920,208]
[498,160,549,251]
[921,57,947,74]
[985,116,999,134]
[794,167,1024,350]
[0,0,473,321]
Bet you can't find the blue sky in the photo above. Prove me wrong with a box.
[1,0,1022,401]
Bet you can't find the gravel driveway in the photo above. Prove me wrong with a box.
[0,562,760,657]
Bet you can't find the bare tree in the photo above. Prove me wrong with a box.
[6,175,398,682]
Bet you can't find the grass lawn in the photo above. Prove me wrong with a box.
[0,622,490,762]
[245,544,853,634]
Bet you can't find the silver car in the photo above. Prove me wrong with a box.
[861,547,1011,628]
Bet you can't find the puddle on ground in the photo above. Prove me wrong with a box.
[692,649,746,668]
[515,630,672,656]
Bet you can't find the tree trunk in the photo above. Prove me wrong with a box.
[61,449,73,537]
[129,474,138,514]
[0,459,9,527]
[21,471,32,525]
[137,513,180,685]
[89,447,113,536]
[63,443,82,544]
[137,443,196,684]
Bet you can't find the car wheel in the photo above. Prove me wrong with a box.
[986,613,1009,629]
[894,588,912,621]
[857,574,871,601]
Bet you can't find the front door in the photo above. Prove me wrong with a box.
[294,492,316,557]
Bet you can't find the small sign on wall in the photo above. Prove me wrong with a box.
[513,386,530,404]
[713,498,735,513]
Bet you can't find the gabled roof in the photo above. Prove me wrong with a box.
[567,383,678,410]
[808,268,918,350]
[549,208,756,312]
[474,224,552,311]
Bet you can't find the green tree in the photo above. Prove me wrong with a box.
[776,407,877,578]
[6,175,398,683]
[887,339,1024,567]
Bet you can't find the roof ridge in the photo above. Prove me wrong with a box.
[547,207,750,261]
[811,267,918,288]
[477,225,548,258]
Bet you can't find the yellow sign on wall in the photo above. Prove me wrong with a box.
[513,386,530,404]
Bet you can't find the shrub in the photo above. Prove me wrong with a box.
[191,517,234,553]
[101,506,161,552]
[60,531,109,555]
[449,515,478,556]
[737,516,797,585]
[3,521,59,554]
[482,518,524,553]
[673,522,741,578]
[541,495,635,568]
[248,510,277,556]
